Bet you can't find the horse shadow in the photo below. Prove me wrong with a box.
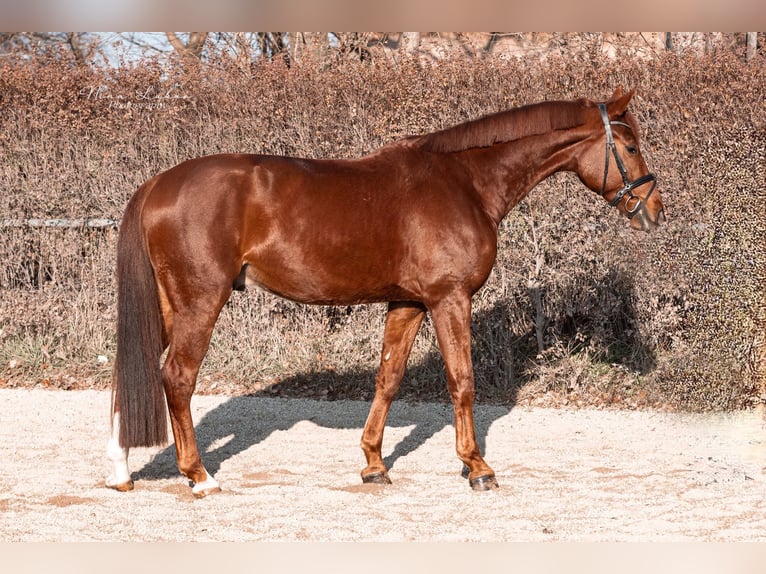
[134,393,512,483]
[134,304,520,483]
[134,262,658,483]
[550,265,659,375]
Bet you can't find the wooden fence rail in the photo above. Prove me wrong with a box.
[0,218,118,229]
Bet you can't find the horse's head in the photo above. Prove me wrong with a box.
[576,86,666,231]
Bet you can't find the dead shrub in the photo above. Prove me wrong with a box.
[0,47,763,410]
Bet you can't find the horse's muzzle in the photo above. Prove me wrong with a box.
[630,205,666,231]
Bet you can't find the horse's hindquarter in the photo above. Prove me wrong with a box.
[242,151,499,305]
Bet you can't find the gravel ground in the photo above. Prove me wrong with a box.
[2,388,766,542]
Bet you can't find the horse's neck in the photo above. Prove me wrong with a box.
[461,126,588,224]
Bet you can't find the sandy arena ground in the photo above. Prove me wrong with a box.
[2,387,766,542]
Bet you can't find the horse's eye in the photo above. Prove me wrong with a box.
[626,145,638,155]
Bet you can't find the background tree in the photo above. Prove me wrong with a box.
[746,32,758,61]
[165,32,208,60]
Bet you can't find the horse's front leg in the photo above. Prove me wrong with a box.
[360,302,426,484]
[429,293,498,490]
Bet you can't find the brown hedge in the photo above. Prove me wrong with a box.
[0,48,763,410]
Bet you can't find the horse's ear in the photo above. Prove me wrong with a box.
[607,86,636,116]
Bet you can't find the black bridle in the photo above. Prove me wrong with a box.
[598,103,657,219]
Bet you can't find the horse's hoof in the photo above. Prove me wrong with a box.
[361,471,392,485]
[106,479,134,492]
[191,472,221,498]
[469,475,499,491]
[192,485,222,499]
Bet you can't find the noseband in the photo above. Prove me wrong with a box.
[598,104,657,219]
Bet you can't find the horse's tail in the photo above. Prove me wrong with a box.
[112,181,167,448]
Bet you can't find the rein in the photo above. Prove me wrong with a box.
[598,103,657,218]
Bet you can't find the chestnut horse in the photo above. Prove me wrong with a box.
[106,86,665,496]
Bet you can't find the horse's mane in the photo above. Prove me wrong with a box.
[407,99,588,153]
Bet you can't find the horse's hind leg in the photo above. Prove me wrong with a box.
[106,303,172,493]
[360,302,425,484]
[160,282,232,498]
[106,410,133,491]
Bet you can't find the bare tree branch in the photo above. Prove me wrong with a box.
[0,32,98,64]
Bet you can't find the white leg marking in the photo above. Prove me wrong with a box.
[106,413,132,489]
[192,471,220,497]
